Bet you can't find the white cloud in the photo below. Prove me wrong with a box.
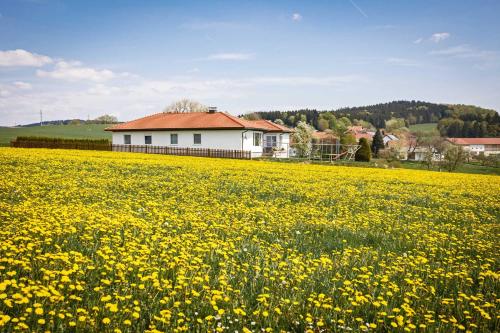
[0,73,366,125]
[386,57,420,67]
[429,44,499,70]
[429,45,471,56]
[36,61,116,82]
[413,38,423,44]
[207,53,255,61]
[243,75,363,86]
[429,44,498,60]
[13,81,32,90]
[0,89,11,98]
[88,84,121,96]
[430,32,450,43]
[349,0,368,18]
[0,49,53,67]
[292,13,302,22]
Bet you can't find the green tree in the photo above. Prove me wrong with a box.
[340,133,356,145]
[385,117,406,131]
[243,112,261,120]
[371,129,384,157]
[317,118,329,131]
[355,138,371,162]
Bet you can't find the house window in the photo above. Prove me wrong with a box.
[253,132,262,146]
[124,135,131,145]
[193,133,201,145]
[266,135,277,147]
[170,133,178,145]
[145,135,152,145]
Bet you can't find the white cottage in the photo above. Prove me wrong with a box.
[105,110,293,158]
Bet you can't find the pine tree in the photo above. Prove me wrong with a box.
[371,129,384,157]
[355,138,371,162]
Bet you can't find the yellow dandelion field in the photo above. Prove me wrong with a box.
[0,148,499,332]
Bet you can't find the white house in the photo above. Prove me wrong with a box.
[106,110,292,158]
[446,138,500,156]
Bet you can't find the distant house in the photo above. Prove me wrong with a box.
[346,126,375,141]
[105,109,293,158]
[383,134,399,147]
[446,138,500,156]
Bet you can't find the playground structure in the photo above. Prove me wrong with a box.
[297,143,361,162]
[262,140,361,161]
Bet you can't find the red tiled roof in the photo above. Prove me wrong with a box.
[345,126,375,141]
[106,112,290,132]
[352,132,375,141]
[447,138,500,145]
[248,119,293,133]
[312,131,338,140]
[347,126,364,132]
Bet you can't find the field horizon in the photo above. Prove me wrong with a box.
[0,124,111,146]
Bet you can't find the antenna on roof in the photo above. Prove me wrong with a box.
[208,106,217,113]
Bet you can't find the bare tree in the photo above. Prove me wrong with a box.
[443,145,469,172]
[94,114,118,124]
[164,99,208,113]
[413,131,447,170]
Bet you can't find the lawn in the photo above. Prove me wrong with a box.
[401,160,500,175]
[0,148,498,332]
[0,124,111,146]
[409,123,437,133]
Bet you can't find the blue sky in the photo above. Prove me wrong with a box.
[0,0,499,125]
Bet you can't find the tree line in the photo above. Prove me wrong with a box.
[247,100,499,138]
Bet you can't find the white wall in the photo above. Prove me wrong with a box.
[242,130,264,157]
[112,130,264,156]
[467,144,484,154]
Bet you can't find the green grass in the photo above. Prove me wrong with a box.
[260,157,499,176]
[409,123,437,133]
[0,124,111,146]
[401,160,500,175]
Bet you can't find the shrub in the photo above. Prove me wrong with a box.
[13,136,111,145]
[355,138,371,162]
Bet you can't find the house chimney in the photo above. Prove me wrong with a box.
[208,106,217,113]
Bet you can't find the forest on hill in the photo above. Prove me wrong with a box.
[247,101,500,138]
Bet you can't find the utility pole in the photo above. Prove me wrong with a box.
[40,109,43,126]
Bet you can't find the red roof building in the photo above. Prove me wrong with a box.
[345,126,375,141]
[105,111,293,158]
[446,137,500,156]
